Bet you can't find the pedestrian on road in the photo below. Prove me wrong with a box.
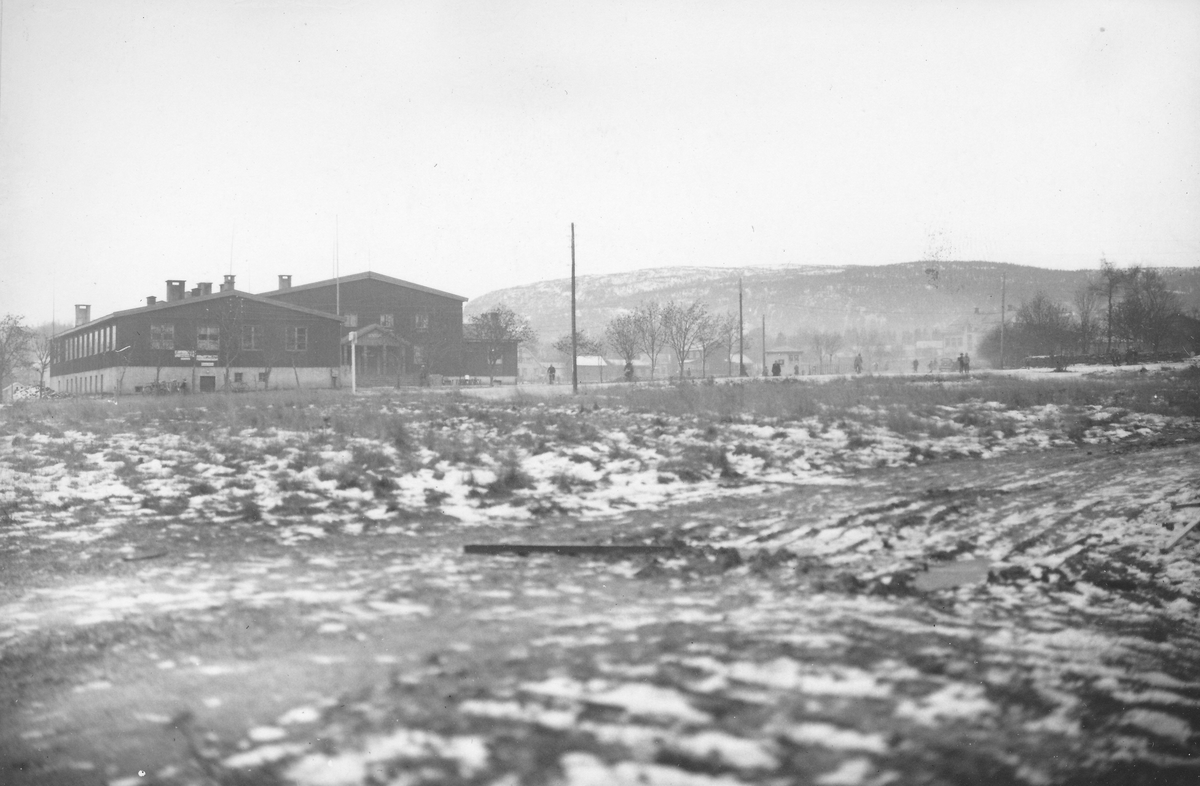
[548,365,556,384]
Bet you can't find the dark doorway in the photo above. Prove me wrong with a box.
[199,376,216,393]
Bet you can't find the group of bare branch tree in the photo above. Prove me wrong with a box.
[601,300,745,380]
[980,260,1186,365]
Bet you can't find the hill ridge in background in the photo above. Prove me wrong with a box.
[466,261,1200,346]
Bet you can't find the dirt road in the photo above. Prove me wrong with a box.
[2,433,1199,786]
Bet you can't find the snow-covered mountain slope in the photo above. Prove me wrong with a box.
[465,261,1200,344]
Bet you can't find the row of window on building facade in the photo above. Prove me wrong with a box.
[58,325,116,363]
[56,324,311,361]
[342,312,430,330]
[55,311,433,364]
[148,324,309,352]
[60,374,105,395]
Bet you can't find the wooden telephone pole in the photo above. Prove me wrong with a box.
[571,223,578,394]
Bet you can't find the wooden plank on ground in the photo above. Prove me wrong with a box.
[464,544,677,557]
[1162,518,1200,552]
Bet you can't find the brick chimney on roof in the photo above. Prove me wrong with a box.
[147,296,157,306]
[198,282,213,296]
[220,274,236,292]
[278,274,292,290]
[166,280,186,302]
[75,305,90,327]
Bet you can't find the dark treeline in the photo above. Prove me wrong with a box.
[979,262,1196,367]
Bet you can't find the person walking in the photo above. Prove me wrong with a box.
[963,353,971,374]
[547,365,556,384]
[623,360,634,382]
[853,354,863,374]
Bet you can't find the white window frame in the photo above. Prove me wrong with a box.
[151,323,175,350]
[197,324,220,351]
[286,326,308,352]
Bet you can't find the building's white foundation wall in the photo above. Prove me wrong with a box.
[52,366,341,395]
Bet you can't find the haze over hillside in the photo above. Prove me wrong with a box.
[466,262,1200,347]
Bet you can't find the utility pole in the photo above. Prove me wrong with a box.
[571,223,578,395]
[738,278,745,376]
[999,272,1006,370]
[761,314,766,376]
[335,215,340,318]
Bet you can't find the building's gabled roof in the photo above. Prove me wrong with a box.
[259,271,468,303]
[53,289,343,340]
[341,324,410,346]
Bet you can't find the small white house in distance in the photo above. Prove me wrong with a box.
[574,355,617,383]
[765,347,804,376]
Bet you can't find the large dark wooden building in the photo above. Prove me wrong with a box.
[50,277,343,395]
[258,272,469,383]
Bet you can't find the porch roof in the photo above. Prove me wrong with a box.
[342,324,410,347]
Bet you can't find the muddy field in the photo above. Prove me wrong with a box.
[2,369,1199,786]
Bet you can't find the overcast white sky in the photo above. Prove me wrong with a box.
[1,0,1198,323]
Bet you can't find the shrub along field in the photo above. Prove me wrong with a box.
[1,366,1199,786]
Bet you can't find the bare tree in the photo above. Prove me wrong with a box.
[707,312,742,376]
[1017,292,1075,355]
[694,313,726,377]
[0,315,33,391]
[1073,285,1101,354]
[662,300,710,379]
[32,333,53,388]
[552,330,603,360]
[258,320,282,390]
[210,296,245,390]
[633,300,667,380]
[1115,269,1181,352]
[1094,259,1141,356]
[810,332,828,373]
[604,313,640,366]
[467,305,537,383]
[824,332,844,370]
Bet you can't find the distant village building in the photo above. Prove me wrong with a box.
[49,276,342,395]
[764,347,804,375]
[572,355,617,383]
[259,272,467,385]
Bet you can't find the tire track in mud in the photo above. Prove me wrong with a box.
[2,440,1198,786]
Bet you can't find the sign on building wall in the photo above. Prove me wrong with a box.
[175,350,195,359]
